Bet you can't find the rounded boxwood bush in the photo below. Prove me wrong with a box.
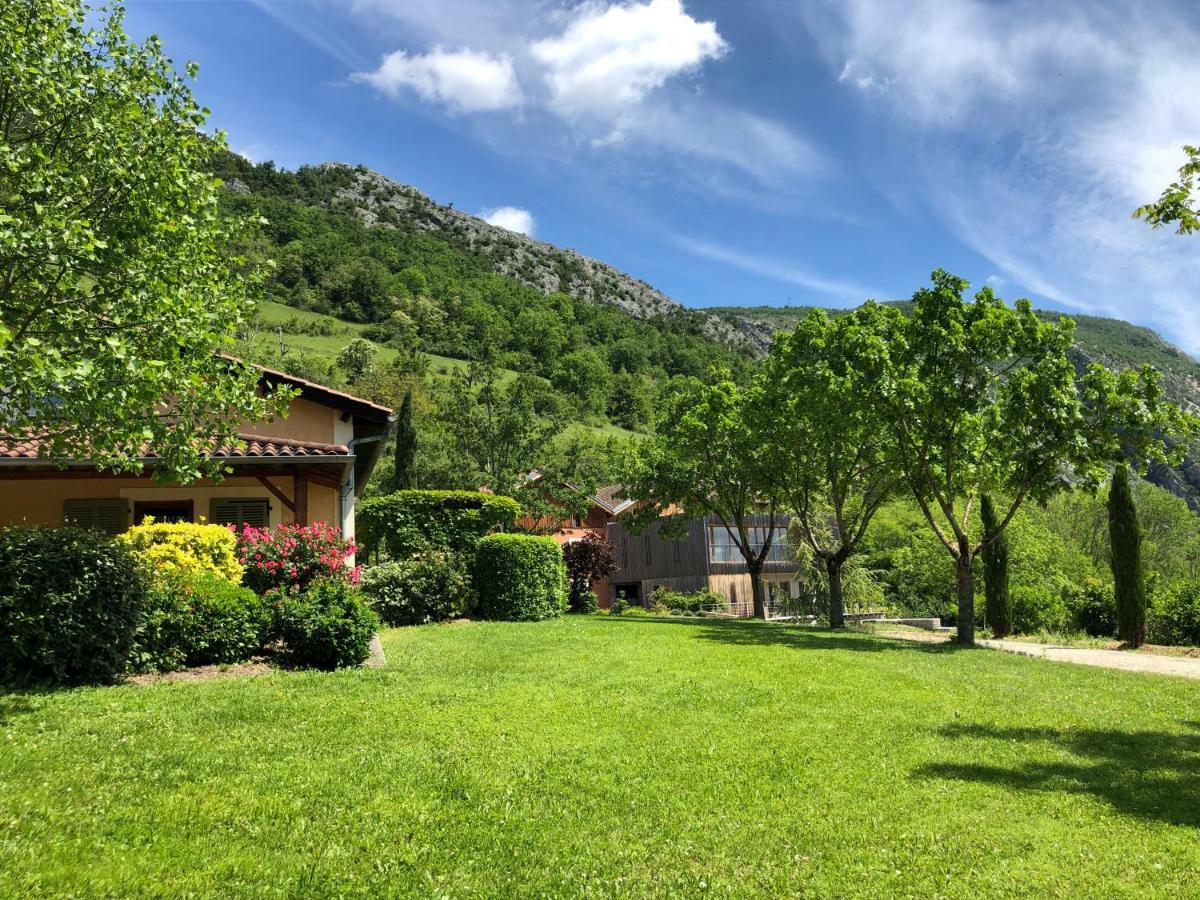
[273,578,379,670]
[0,526,147,684]
[359,553,473,626]
[474,534,567,622]
[130,572,270,673]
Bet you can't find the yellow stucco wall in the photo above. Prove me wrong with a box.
[242,397,344,446]
[0,477,339,530]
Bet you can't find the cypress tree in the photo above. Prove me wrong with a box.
[980,494,1011,638]
[1108,462,1146,646]
[392,389,417,492]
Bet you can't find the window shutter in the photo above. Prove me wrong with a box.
[209,498,270,527]
[63,499,130,535]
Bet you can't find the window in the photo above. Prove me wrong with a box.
[209,498,270,528]
[707,525,791,564]
[63,499,130,535]
[134,500,194,524]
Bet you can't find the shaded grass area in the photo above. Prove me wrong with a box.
[1,617,1198,897]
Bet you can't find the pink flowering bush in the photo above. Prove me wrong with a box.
[233,522,358,595]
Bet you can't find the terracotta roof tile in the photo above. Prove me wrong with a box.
[0,433,350,462]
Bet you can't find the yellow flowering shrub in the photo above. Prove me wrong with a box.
[121,519,244,584]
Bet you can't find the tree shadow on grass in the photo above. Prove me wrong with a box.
[0,693,45,726]
[915,721,1200,828]
[599,615,963,654]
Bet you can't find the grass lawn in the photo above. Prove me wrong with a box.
[2,618,1198,897]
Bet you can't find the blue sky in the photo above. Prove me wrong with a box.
[123,1,1200,350]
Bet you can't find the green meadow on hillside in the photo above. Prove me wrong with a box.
[2,617,1197,897]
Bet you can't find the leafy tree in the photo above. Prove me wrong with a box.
[509,433,624,535]
[1133,145,1199,235]
[607,371,655,432]
[0,0,289,480]
[437,362,566,494]
[552,348,610,418]
[392,389,416,491]
[563,533,618,612]
[1078,363,1198,646]
[876,270,1098,645]
[335,338,377,385]
[979,494,1011,638]
[762,304,901,628]
[1108,462,1146,645]
[622,373,782,619]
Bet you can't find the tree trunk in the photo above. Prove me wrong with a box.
[1109,462,1146,647]
[749,565,767,619]
[826,557,845,629]
[955,553,975,646]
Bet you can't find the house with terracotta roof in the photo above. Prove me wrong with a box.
[0,364,393,540]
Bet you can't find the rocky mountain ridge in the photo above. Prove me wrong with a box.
[318,164,773,355]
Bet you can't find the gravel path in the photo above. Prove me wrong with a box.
[978,638,1200,680]
[872,628,1200,680]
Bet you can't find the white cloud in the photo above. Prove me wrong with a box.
[480,205,536,235]
[671,235,880,303]
[353,47,522,112]
[803,0,1200,350]
[530,0,726,119]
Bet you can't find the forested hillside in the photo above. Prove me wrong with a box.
[216,151,1200,509]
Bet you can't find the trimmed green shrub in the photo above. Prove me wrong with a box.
[358,490,520,559]
[273,579,378,669]
[648,586,727,615]
[0,527,147,684]
[130,572,270,673]
[1063,578,1117,638]
[359,554,473,626]
[474,534,567,621]
[121,520,243,583]
[1148,582,1200,646]
[574,590,599,615]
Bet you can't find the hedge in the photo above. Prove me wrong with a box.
[130,572,271,673]
[1148,582,1200,646]
[0,527,147,684]
[359,554,474,626]
[474,534,567,621]
[272,578,379,670]
[359,490,520,559]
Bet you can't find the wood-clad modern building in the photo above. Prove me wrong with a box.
[606,514,803,617]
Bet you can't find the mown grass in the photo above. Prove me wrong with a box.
[249,300,473,376]
[2,617,1197,897]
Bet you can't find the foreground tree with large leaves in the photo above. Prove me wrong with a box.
[876,270,1194,645]
[1133,144,1199,235]
[622,374,782,619]
[877,271,1102,646]
[0,1,288,480]
[761,303,902,628]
